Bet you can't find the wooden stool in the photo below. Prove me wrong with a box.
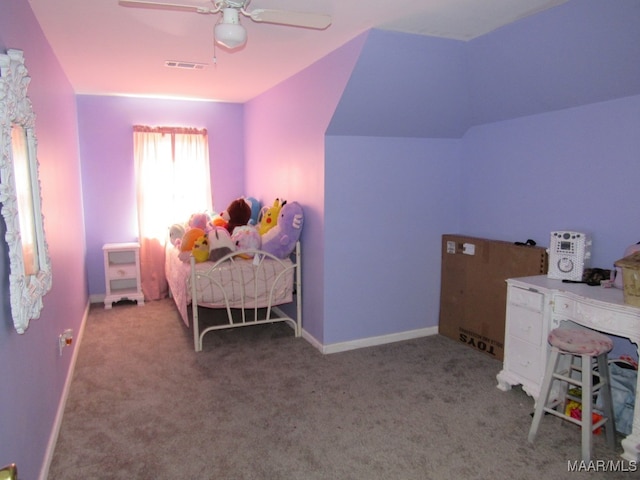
[528,327,616,463]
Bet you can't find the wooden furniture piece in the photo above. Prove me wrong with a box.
[103,242,144,309]
[497,275,640,462]
[528,327,616,463]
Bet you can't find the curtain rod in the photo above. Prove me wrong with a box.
[133,125,207,135]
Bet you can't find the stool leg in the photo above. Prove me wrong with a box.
[529,348,560,443]
[581,354,593,463]
[596,354,616,450]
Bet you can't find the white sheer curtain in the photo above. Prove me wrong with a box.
[134,126,211,300]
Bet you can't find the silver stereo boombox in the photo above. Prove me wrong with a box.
[547,231,591,281]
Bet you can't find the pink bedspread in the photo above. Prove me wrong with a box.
[165,245,294,326]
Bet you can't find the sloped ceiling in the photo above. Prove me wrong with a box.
[27,0,567,102]
[327,0,640,138]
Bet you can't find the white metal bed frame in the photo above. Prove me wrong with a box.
[189,241,302,352]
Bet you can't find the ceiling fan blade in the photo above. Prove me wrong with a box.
[248,9,331,30]
[118,0,217,14]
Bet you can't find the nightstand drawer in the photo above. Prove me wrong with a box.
[108,264,137,279]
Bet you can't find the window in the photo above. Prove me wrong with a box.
[134,126,211,299]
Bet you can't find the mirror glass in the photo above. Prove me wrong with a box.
[0,49,52,333]
[11,124,39,276]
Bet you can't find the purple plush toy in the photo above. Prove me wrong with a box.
[261,201,303,259]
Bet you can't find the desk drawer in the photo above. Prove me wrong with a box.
[574,301,637,328]
[509,286,543,312]
[509,304,544,345]
[506,337,544,383]
[553,295,575,317]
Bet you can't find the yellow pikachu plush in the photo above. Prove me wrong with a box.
[258,198,286,236]
[191,234,210,263]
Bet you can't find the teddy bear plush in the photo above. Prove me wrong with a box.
[222,198,252,235]
[261,201,303,259]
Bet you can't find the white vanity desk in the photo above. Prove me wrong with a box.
[496,275,640,462]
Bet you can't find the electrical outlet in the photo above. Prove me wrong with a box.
[58,329,73,356]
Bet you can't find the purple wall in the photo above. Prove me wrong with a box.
[0,1,87,478]
[317,0,640,351]
[244,34,367,343]
[328,30,470,138]
[324,137,461,344]
[461,96,640,262]
[459,0,640,357]
[461,96,640,358]
[76,96,244,296]
[467,0,640,126]
[458,0,640,261]
[1,0,638,476]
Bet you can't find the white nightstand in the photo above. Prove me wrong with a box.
[103,242,144,309]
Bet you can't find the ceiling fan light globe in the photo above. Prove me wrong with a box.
[214,23,247,49]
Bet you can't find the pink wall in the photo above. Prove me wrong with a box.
[76,95,244,296]
[0,1,87,478]
[243,33,367,343]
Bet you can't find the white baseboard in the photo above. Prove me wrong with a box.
[89,293,104,304]
[302,326,439,355]
[39,300,90,480]
[301,329,324,351]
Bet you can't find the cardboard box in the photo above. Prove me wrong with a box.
[614,251,640,307]
[439,234,548,361]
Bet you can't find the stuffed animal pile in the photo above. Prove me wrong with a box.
[174,196,303,263]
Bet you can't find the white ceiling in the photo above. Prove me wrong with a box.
[27,0,568,103]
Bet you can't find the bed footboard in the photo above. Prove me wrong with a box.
[189,242,302,351]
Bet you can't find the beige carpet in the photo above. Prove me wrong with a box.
[48,299,631,479]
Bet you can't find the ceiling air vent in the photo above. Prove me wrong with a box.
[164,60,207,70]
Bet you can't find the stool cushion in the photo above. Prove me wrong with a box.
[548,328,613,356]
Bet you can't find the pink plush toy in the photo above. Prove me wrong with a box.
[188,212,210,231]
[231,225,261,258]
[261,201,303,258]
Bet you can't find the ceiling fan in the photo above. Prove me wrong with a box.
[119,0,332,50]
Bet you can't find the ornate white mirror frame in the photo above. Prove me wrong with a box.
[0,49,52,333]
